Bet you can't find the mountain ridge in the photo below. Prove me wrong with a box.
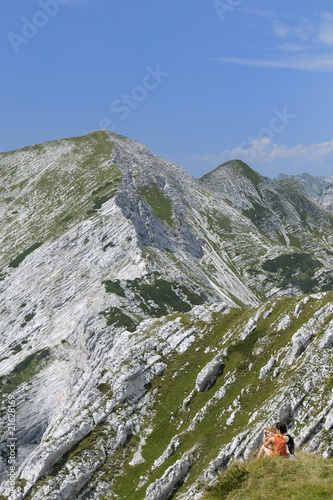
[276,171,333,198]
[0,131,332,500]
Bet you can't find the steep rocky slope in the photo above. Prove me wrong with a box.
[316,184,333,211]
[201,160,333,250]
[0,132,332,500]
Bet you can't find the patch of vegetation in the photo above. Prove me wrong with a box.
[262,252,323,294]
[15,478,27,490]
[97,383,111,394]
[67,425,107,461]
[102,307,137,332]
[243,201,269,228]
[12,344,22,353]
[13,349,50,374]
[20,310,36,328]
[103,241,115,251]
[103,279,125,297]
[92,192,116,210]
[228,326,264,360]
[62,214,73,222]
[319,273,333,292]
[205,463,249,499]
[0,348,50,396]
[126,272,205,317]
[288,233,302,248]
[96,433,140,497]
[92,180,114,195]
[138,183,173,226]
[247,267,260,276]
[9,242,44,268]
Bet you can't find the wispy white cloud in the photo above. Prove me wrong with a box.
[178,137,333,178]
[242,8,332,46]
[211,54,333,72]
[212,9,333,73]
[231,137,333,164]
[272,20,314,42]
[186,138,333,169]
[316,12,333,45]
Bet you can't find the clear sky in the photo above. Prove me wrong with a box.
[1,0,333,178]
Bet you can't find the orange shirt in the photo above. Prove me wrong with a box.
[272,435,289,457]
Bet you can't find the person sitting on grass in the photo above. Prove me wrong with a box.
[257,425,289,459]
[257,426,275,459]
[275,421,295,459]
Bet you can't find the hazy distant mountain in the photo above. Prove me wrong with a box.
[316,184,333,211]
[1,133,333,499]
[276,172,333,198]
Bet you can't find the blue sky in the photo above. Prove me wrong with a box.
[1,0,333,178]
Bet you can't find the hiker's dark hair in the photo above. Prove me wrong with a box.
[275,421,287,434]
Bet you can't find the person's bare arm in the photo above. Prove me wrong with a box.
[263,437,274,449]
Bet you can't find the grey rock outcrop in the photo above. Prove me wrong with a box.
[195,355,224,392]
[145,454,193,500]
[259,357,276,380]
[319,321,333,349]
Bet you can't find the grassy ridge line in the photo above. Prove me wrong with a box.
[203,452,333,499]
[0,131,119,268]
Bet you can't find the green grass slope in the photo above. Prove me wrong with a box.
[204,452,333,499]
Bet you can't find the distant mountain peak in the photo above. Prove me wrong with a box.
[276,171,333,198]
[201,158,262,183]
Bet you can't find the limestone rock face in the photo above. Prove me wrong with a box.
[145,454,193,500]
[319,321,333,349]
[195,355,224,392]
[0,132,333,500]
[259,357,276,380]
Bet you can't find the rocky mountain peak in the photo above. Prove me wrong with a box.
[0,132,333,500]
